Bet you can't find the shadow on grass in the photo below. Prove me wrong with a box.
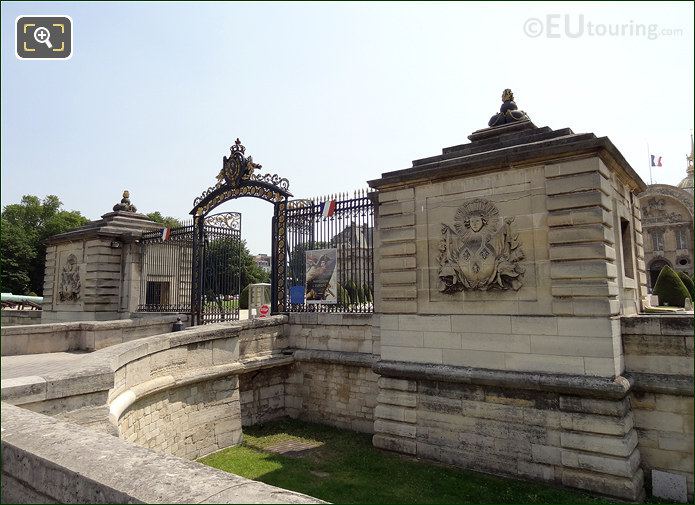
[199,418,619,504]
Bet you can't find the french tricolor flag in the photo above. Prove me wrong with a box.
[161,227,172,241]
[651,155,663,167]
[320,200,336,218]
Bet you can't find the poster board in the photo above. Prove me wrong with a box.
[305,248,338,304]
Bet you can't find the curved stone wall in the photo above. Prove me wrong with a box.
[106,316,289,458]
[118,377,241,460]
[2,316,291,460]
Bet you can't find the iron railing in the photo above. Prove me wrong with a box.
[286,190,375,313]
[137,220,194,313]
[137,213,242,323]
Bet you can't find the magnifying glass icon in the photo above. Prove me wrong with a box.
[34,26,53,49]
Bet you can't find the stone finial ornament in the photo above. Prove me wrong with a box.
[488,89,531,127]
[438,198,525,292]
[113,190,138,212]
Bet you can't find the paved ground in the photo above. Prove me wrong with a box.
[1,351,91,380]
[1,311,253,381]
[265,439,324,458]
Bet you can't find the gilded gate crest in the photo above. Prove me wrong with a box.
[438,198,525,293]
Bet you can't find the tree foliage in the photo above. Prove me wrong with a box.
[203,237,269,300]
[1,195,89,295]
[146,211,182,229]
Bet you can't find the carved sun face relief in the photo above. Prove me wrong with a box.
[438,198,525,293]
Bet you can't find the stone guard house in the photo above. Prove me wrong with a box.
[13,92,692,503]
[41,192,161,322]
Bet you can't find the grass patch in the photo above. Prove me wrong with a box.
[203,299,239,310]
[199,418,610,504]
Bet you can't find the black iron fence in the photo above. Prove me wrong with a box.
[286,190,375,313]
[138,212,242,323]
[137,220,195,313]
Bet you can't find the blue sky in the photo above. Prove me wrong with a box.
[2,1,693,254]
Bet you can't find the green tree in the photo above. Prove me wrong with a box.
[653,266,692,307]
[146,211,182,228]
[1,195,89,295]
[204,237,269,300]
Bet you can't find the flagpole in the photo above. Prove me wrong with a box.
[647,141,653,185]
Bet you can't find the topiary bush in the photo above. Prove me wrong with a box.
[678,271,695,299]
[653,266,692,307]
[357,285,366,304]
[362,283,373,304]
[337,284,350,306]
[345,280,358,305]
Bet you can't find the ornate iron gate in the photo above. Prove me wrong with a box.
[192,212,242,324]
[190,138,292,325]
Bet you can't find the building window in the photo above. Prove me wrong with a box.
[676,228,689,250]
[651,230,664,251]
[146,281,170,306]
[620,218,634,279]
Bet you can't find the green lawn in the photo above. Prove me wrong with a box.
[204,299,239,310]
[199,419,610,504]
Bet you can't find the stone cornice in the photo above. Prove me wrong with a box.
[369,129,646,194]
[373,360,634,400]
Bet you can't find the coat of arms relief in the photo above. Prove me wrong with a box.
[59,253,81,302]
[437,198,525,293]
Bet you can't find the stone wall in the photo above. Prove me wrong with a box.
[372,362,642,500]
[622,315,694,502]
[287,359,378,433]
[105,317,290,459]
[0,310,42,326]
[118,376,242,460]
[374,159,641,378]
[286,313,380,432]
[1,314,188,356]
[2,317,291,450]
[380,313,622,377]
[1,402,322,504]
[240,366,290,426]
[42,238,124,322]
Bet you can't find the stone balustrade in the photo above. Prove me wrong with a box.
[1,314,189,356]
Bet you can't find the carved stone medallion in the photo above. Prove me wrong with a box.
[59,253,81,302]
[437,198,525,293]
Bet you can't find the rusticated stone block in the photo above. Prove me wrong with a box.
[562,467,645,501]
[560,411,634,436]
[373,433,416,455]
